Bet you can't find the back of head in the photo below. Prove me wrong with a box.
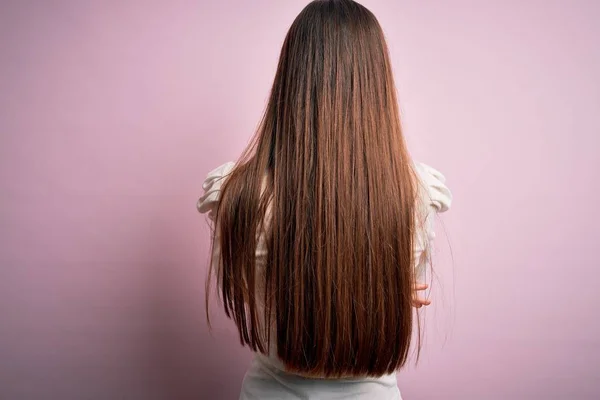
[210,0,419,378]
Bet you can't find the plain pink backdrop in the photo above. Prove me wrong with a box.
[1,1,599,399]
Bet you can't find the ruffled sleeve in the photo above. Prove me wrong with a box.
[196,161,236,220]
[413,162,453,279]
[415,162,452,213]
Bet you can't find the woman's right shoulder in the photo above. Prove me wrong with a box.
[414,162,452,213]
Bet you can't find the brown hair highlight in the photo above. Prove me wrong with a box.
[207,0,421,378]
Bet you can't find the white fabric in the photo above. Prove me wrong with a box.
[197,160,452,399]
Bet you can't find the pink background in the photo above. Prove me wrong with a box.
[1,1,599,399]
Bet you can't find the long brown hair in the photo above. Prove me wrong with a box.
[207,0,421,378]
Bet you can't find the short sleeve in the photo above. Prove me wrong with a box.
[196,161,236,220]
[413,162,453,279]
[415,162,452,213]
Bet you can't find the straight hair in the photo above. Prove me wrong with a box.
[207,0,421,378]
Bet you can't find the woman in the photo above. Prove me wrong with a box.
[197,0,452,398]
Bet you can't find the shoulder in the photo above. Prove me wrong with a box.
[414,162,452,213]
[196,161,236,217]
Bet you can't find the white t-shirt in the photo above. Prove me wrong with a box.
[197,161,452,400]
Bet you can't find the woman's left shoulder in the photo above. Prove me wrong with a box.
[196,161,236,218]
